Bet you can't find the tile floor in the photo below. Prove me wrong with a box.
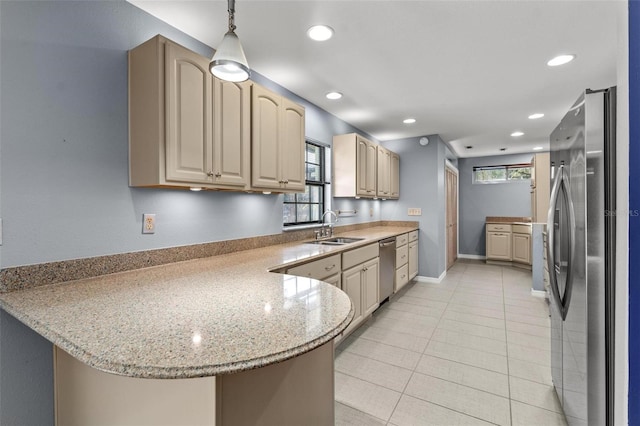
[334,259,568,426]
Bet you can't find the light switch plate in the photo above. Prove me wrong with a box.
[408,208,422,216]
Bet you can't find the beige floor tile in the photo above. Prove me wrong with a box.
[505,302,550,318]
[511,400,568,426]
[375,307,441,327]
[507,329,551,350]
[335,351,413,392]
[356,323,430,353]
[404,373,511,425]
[508,341,551,366]
[386,300,445,319]
[431,328,507,356]
[442,310,505,330]
[395,295,449,310]
[404,287,454,302]
[506,311,551,327]
[449,294,504,310]
[389,394,494,426]
[504,296,549,310]
[506,320,551,338]
[454,285,504,298]
[508,358,553,385]
[438,318,506,342]
[367,315,436,339]
[416,354,509,397]
[335,372,402,422]
[425,340,508,374]
[335,402,387,426]
[509,376,563,413]
[343,337,422,370]
[446,302,505,319]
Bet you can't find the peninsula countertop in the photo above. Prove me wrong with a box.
[0,225,416,379]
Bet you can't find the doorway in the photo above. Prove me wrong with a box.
[446,165,458,269]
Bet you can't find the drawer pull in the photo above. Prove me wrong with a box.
[401,255,406,259]
[325,264,336,271]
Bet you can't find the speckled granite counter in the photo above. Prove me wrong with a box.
[0,225,416,379]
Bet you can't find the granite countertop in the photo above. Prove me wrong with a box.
[0,225,416,379]
[485,216,532,224]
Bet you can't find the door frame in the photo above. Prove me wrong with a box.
[445,160,459,269]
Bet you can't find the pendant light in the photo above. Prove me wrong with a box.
[210,0,250,82]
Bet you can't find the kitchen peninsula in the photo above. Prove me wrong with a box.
[0,224,416,425]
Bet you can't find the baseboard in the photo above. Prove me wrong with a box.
[530,289,547,298]
[413,270,446,284]
[457,254,486,260]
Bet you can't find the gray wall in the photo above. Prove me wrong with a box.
[381,135,448,279]
[0,1,382,423]
[458,153,534,256]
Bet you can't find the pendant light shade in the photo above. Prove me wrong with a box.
[210,0,250,82]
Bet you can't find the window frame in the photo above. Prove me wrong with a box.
[283,140,330,227]
[472,162,532,184]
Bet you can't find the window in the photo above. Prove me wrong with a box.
[283,141,327,226]
[473,163,532,184]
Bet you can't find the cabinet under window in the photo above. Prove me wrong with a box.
[283,142,327,226]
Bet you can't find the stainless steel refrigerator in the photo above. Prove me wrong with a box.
[547,87,616,425]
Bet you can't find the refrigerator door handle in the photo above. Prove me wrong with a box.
[546,164,575,321]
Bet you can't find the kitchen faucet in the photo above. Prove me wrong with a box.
[316,210,338,239]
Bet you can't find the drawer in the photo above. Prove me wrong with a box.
[396,233,408,247]
[486,223,512,232]
[342,243,379,270]
[512,224,532,234]
[408,230,418,242]
[395,264,409,291]
[396,244,408,267]
[287,254,341,281]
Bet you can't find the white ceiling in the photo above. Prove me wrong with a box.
[129,0,620,158]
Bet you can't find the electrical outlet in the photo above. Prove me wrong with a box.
[408,208,422,216]
[369,208,374,217]
[142,214,156,234]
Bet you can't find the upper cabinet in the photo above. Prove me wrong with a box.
[251,84,305,192]
[333,133,400,199]
[128,35,304,194]
[129,35,250,190]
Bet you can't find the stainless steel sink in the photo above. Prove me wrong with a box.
[306,237,365,246]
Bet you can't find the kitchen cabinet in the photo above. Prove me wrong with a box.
[286,254,341,288]
[377,146,391,198]
[390,152,400,199]
[129,35,250,190]
[333,133,377,198]
[512,224,532,265]
[531,153,550,223]
[395,233,409,292]
[408,230,419,280]
[251,83,305,192]
[486,224,512,261]
[341,243,380,335]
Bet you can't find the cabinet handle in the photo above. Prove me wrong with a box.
[363,266,368,271]
[278,180,285,184]
[207,171,214,177]
[215,172,222,178]
[401,274,406,279]
[284,179,289,184]
[325,264,336,271]
[401,255,406,259]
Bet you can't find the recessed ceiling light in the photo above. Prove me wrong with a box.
[511,131,524,137]
[465,146,473,149]
[547,54,575,67]
[403,118,416,124]
[326,91,342,100]
[500,148,507,152]
[528,113,545,120]
[533,146,544,151]
[307,25,334,41]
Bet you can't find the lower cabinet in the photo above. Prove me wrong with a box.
[408,230,419,280]
[486,231,512,260]
[342,257,379,336]
[512,232,532,264]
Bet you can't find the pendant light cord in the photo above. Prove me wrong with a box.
[227,0,237,33]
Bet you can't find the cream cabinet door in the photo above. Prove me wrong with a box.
[323,273,341,288]
[165,41,212,184]
[390,152,400,199]
[487,232,512,260]
[213,79,250,187]
[408,241,418,280]
[280,97,305,192]
[376,146,391,198]
[251,84,281,189]
[512,233,532,264]
[342,265,363,335]
[356,136,376,197]
[362,258,379,318]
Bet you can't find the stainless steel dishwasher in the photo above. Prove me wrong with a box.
[379,237,396,303]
